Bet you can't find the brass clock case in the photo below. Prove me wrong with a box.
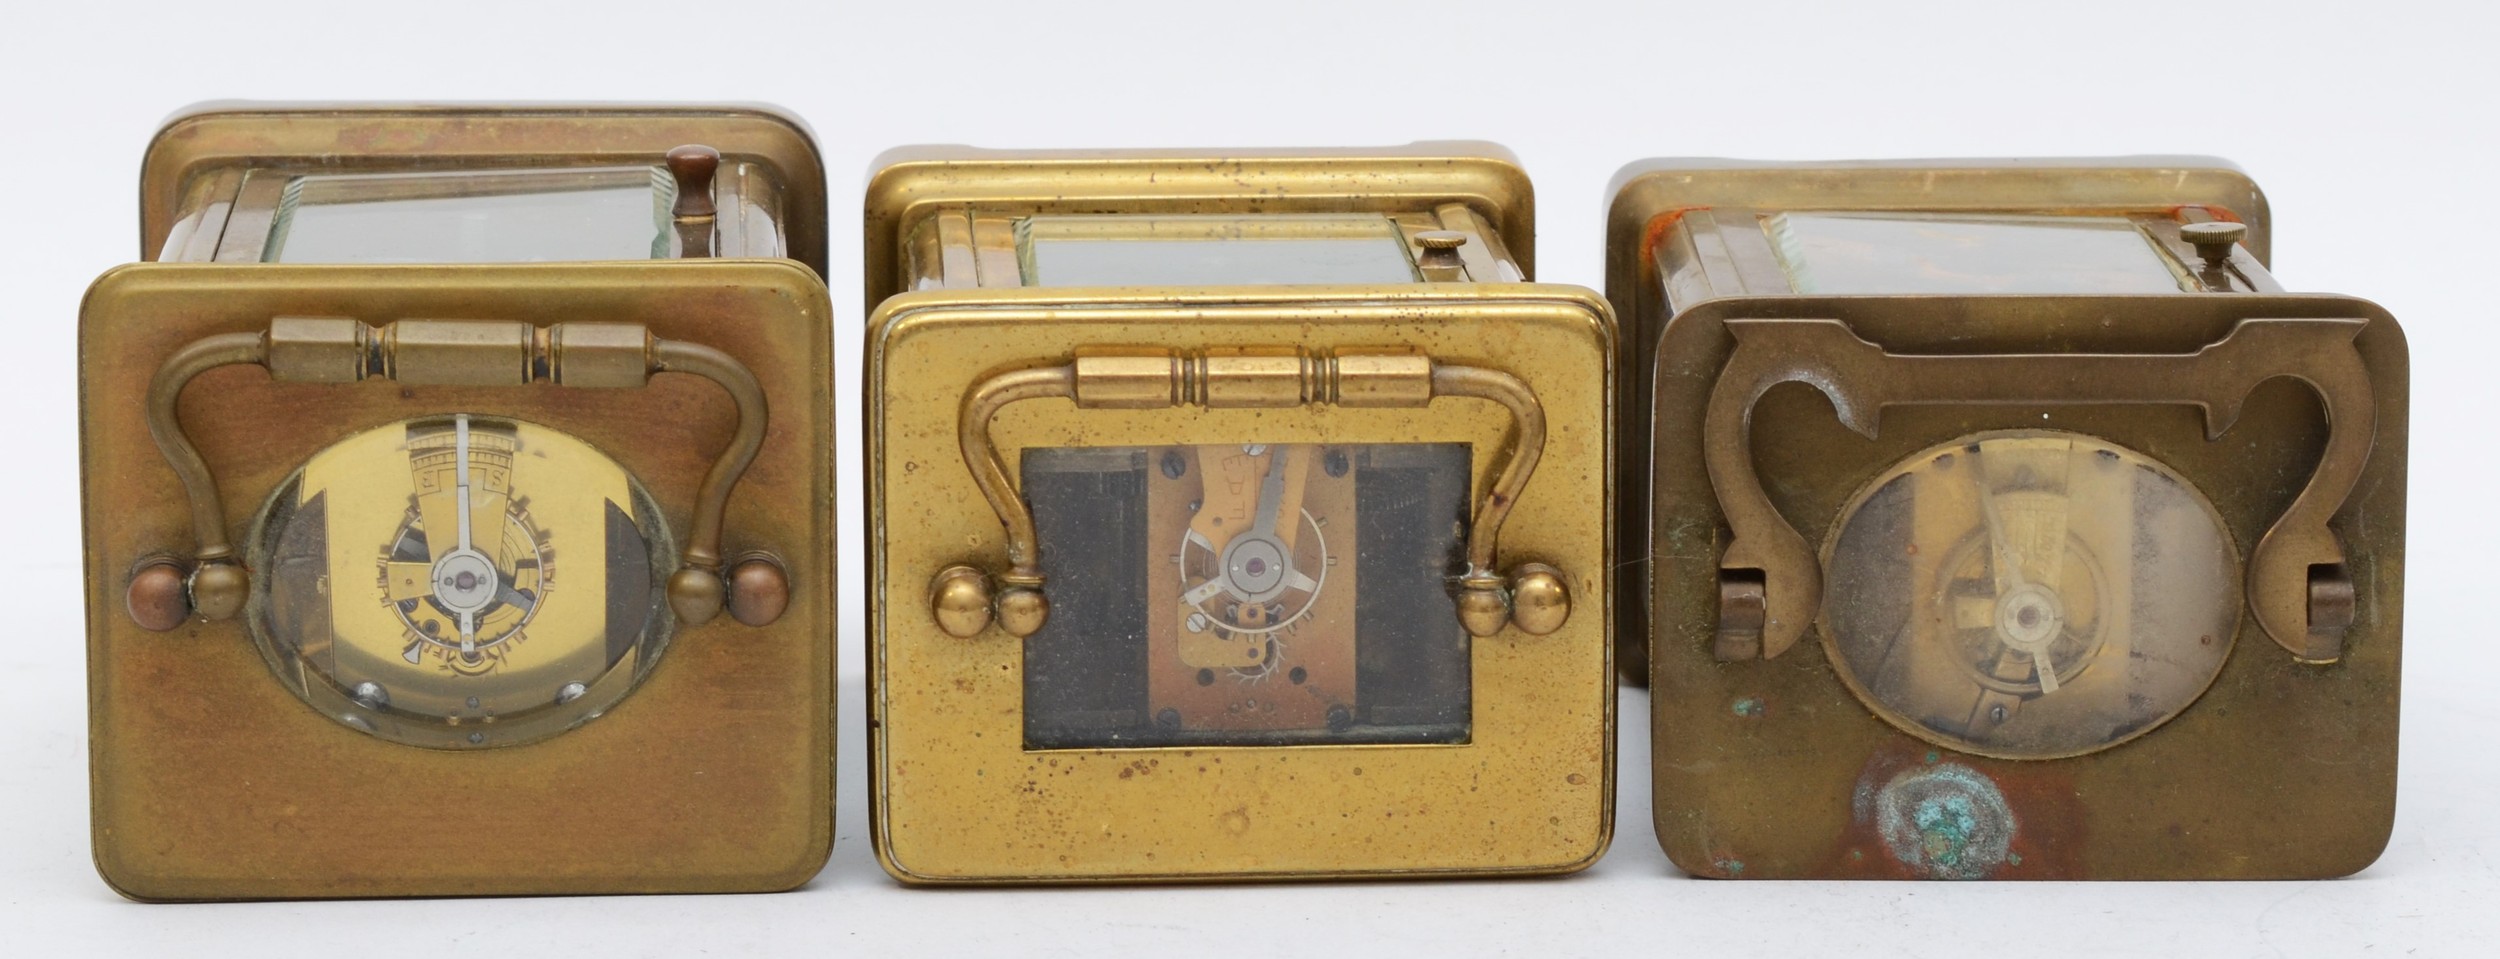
[861,142,1534,311]
[1612,158,2408,880]
[864,145,1613,883]
[868,287,1614,883]
[1606,157,2275,679]
[80,261,837,900]
[140,102,827,273]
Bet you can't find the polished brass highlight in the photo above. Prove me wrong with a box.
[867,144,1610,885]
[869,288,1612,884]
[135,317,779,631]
[937,349,1565,641]
[1703,316,2374,663]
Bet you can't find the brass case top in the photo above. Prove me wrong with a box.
[140,102,829,275]
[1606,156,2272,338]
[80,260,837,900]
[1609,156,2268,287]
[861,142,1536,311]
[1640,288,2408,879]
[864,284,1616,884]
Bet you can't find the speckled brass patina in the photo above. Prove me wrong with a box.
[864,146,1615,883]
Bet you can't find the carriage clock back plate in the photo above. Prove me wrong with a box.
[84,104,835,900]
[1609,158,2407,879]
[863,146,1615,883]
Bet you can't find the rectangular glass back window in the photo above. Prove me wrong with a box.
[263,167,675,264]
[1018,214,1421,286]
[1766,212,2189,294]
[1020,442,1472,748]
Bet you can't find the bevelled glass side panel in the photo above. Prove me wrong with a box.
[1021,442,1471,748]
[1019,214,1421,286]
[1766,212,2189,294]
[262,167,676,263]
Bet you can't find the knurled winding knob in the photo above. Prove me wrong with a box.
[1415,230,1469,274]
[2179,220,2247,267]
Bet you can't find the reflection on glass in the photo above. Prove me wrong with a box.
[263,167,676,263]
[250,415,675,749]
[1020,442,1472,748]
[1766,212,2188,294]
[1818,430,2239,759]
[1019,214,1421,286]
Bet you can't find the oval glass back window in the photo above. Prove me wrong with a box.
[1819,430,2240,759]
[248,415,675,748]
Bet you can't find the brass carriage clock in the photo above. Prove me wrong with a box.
[79,103,837,899]
[1608,158,2407,879]
[864,144,1615,882]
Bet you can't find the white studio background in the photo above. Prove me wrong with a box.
[3,2,2492,955]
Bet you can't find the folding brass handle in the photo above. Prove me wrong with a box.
[1701,317,2376,664]
[932,349,1570,640]
[127,317,787,631]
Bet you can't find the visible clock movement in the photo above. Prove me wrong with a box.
[1021,441,1472,749]
[254,415,674,749]
[866,144,1614,883]
[1609,157,2408,880]
[81,103,835,901]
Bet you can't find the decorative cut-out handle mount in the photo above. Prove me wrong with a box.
[1701,316,2376,664]
[933,349,1570,640]
[127,317,786,632]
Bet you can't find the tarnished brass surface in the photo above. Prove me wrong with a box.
[727,554,793,628]
[123,560,188,632]
[866,285,1614,883]
[80,261,836,900]
[1643,292,2406,880]
[861,143,1536,311]
[1820,430,2243,761]
[943,348,1562,641]
[140,103,826,274]
[1605,157,2275,682]
[1700,317,2375,663]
